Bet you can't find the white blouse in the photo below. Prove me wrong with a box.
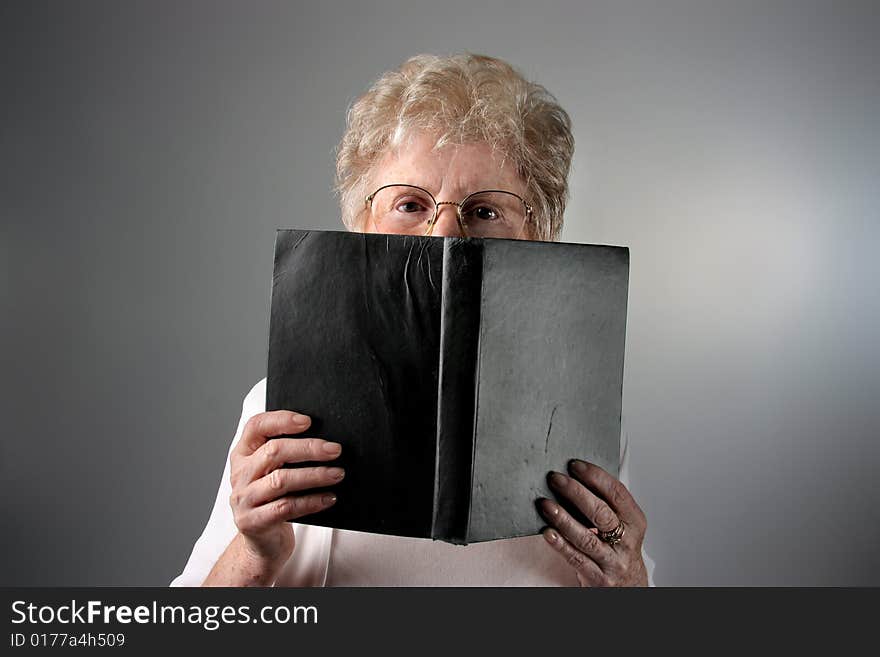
[171,379,656,586]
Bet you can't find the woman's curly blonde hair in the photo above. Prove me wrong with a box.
[335,53,574,241]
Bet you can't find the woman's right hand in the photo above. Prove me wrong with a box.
[229,410,344,568]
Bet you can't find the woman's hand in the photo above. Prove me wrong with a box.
[206,410,343,584]
[538,459,648,587]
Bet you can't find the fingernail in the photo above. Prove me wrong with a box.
[569,459,588,474]
[322,441,342,455]
[322,494,337,506]
[541,499,559,517]
[544,529,559,544]
[292,412,311,424]
[549,472,568,488]
[327,467,345,480]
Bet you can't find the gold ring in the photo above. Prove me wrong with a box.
[598,521,625,546]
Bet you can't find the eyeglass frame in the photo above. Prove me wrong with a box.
[364,183,535,238]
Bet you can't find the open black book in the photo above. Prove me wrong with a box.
[266,229,629,544]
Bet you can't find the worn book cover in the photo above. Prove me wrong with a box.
[266,229,629,544]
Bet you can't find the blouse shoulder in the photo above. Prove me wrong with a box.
[241,378,267,417]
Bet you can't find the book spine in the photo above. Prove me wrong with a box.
[431,237,484,543]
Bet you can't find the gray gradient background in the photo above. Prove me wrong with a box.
[2,0,878,586]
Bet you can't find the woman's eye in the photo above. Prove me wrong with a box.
[396,200,428,213]
[471,205,500,221]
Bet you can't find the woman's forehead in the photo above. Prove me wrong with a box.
[371,131,525,197]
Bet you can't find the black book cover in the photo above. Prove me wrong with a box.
[266,229,629,544]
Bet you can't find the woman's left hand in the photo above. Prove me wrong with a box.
[539,459,649,587]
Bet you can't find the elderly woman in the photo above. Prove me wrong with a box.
[172,53,654,587]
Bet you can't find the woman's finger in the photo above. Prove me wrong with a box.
[235,492,338,534]
[234,410,312,457]
[245,466,345,507]
[246,437,342,483]
[538,498,616,571]
[568,459,647,532]
[541,528,606,586]
[548,472,621,535]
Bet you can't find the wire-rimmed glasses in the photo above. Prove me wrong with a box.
[365,184,534,239]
